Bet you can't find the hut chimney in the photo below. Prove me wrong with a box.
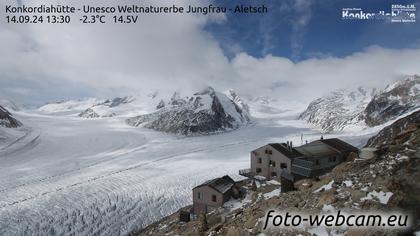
[286,141,289,148]
[290,141,293,149]
[321,135,324,140]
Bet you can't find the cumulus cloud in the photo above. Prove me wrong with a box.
[229,46,420,102]
[0,0,232,103]
[1,0,420,106]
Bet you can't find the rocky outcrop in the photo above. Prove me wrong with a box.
[365,75,420,126]
[127,87,251,135]
[0,105,22,128]
[365,109,420,148]
[156,100,165,110]
[96,96,134,108]
[227,89,250,118]
[78,108,100,118]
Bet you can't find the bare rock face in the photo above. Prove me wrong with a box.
[365,76,420,126]
[78,108,100,118]
[156,100,165,110]
[365,109,420,148]
[127,87,251,136]
[0,105,22,128]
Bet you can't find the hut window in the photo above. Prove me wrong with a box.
[256,168,261,173]
[328,156,337,162]
[212,195,217,202]
[271,172,277,177]
[269,160,276,167]
[265,149,272,155]
[315,160,320,165]
[280,163,287,169]
[198,192,201,199]
[258,158,262,164]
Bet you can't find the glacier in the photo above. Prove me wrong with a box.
[0,97,383,235]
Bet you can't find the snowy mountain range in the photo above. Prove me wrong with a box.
[78,96,136,118]
[126,87,252,135]
[299,87,376,132]
[300,75,420,132]
[39,93,159,117]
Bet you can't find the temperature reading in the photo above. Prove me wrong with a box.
[81,15,106,24]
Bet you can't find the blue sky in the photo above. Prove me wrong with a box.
[206,0,420,61]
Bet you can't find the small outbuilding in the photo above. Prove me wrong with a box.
[280,171,295,193]
[192,175,235,215]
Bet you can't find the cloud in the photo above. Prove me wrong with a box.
[1,0,420,106]
[229,46,420,102]
[278,0,314,61]
[0,0,232,103]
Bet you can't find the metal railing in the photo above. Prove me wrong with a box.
[239,168,252,177]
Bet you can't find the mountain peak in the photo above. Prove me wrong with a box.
[194,86,216,96]
[127,87,251,135]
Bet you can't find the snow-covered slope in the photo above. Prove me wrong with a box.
[299,87,375,132]
[39,93,161,117]
[0,99,22,111]
[127,87,252,135]
[78,96,135,118]
[300,75,420,132]
[0,105,22,128]
[39,98,101,114]
[365,75,420,126]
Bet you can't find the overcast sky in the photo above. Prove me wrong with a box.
[1,0,420,106]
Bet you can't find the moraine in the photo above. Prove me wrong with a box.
[186,4,226,15]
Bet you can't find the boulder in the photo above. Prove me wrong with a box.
[317,193,337,206]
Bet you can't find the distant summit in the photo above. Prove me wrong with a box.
[127,87,252,135]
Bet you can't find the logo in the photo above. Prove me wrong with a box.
[342,4,416,23]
